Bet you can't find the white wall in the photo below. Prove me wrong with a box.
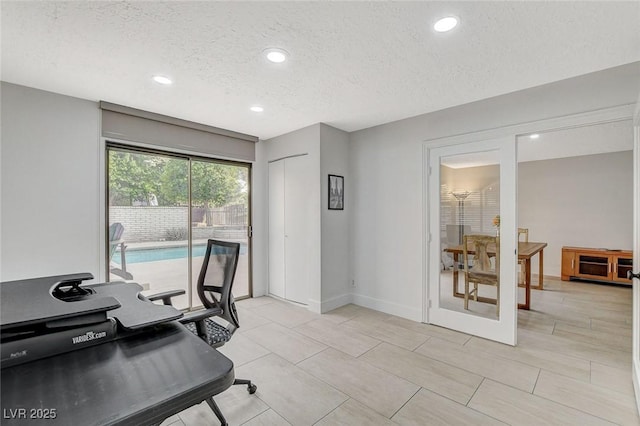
[320,124,350,311]
[1,82,101,281]
[349,62,640,322]
[256,123,352,312]
[518,151,633,277]
[349,122,424,320]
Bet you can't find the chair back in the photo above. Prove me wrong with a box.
[463,234,500,277]
[196,239,241,330]
[518,228,529,243]
[108,223,125,259]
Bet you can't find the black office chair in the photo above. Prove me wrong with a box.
[148,239,256,426]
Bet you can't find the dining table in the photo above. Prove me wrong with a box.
[444,241,547,310]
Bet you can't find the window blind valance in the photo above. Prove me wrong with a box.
[100,102,258,161]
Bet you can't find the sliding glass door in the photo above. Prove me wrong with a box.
[190,159,251,308]
[106,145,251,310]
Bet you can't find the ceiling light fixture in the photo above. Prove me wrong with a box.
[152,75,172,85]
[530,134,540,139]
[434,16,459,32]
[264,48,289,63]
[250,105,264,113]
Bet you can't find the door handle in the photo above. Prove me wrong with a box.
[628,271,640,280]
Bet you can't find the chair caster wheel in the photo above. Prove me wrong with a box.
[248,384,257,394]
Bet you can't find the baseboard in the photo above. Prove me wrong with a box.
[307,298,322,314]
[351,293,422,322]
[319,293,353,313]
[270,292,421,322]
[306,294,354,314]
[262,294,350,314]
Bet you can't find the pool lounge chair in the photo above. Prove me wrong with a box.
[109,223,133,280]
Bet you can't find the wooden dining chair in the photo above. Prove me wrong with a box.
[463,234,500,316]
[518,228,529,285]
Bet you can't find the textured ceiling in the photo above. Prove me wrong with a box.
[2,1,639,140]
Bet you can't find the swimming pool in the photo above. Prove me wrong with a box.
[113,244,247,264]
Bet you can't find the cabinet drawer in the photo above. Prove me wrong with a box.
[577,255,609,278]
[561,246,632,285]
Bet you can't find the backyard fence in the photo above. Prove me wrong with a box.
[192,204,247,227]
[110,205,247,243]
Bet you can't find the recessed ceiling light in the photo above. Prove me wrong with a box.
[152,75,172,85]
[434,16,459,32]
[264,48,289,63]
[530,134,540,139]
[250,105,264,113]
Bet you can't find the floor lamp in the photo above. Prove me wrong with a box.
[451,191,470,244]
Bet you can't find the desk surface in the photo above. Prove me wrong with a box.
[89,282,182,330]
[1,322,234,425]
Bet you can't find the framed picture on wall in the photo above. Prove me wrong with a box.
[328,174,344,210]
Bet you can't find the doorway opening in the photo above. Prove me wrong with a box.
[515,119,633,345]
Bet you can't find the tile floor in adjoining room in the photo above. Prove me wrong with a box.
[161,278,638,425]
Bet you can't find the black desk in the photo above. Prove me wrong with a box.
[1,322,234,425]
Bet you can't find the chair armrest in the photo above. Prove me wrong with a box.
[146,289,186,305]
[179,307,224,341]
[179,307,223,324]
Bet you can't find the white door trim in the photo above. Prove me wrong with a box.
[424,104,634,147]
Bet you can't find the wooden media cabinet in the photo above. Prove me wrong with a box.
[561,246,632,285]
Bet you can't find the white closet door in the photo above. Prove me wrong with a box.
[283,155,310,304]
[268,160,286,298]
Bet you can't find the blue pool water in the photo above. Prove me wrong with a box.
[114,244,246,265]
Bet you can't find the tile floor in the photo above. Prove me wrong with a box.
[161,278,638,425]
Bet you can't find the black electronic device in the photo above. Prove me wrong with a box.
[0,273,183,368]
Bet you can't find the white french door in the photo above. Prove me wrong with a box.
[427,136,517,345]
